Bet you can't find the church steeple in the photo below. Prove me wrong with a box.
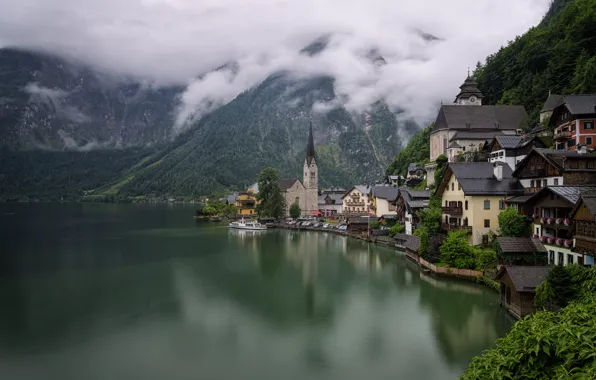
[454,74,484,105]
[306,121,315,165]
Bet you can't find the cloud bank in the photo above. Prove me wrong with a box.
[0,0,550,129]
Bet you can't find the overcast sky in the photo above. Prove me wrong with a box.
[0,0,550,128]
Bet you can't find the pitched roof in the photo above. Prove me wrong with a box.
[279,178,301,190]
[555,95,596,115]
[372,185,400,200]
[513,148,596,176]
[407,190,431,199]
[496,237,547,253]
[505,195,533,204]
[451,130,508,141]
[306,122,316,165]
[540,94,563,113]
[448,141,462,149]
[408,163,424,171]
[348,216,372,224]
[454,76,484,102]
[495,135,523,149]
[571,190,596,218]
[407,200,429,209]
[496,266,549,293]
[403,235,421,252]
[227,193,239,203]
[437,162,524,196]
[433,105,528,132]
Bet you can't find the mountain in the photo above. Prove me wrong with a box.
[0,44,418,200]
[475,0,596,126]
[0,48,182,150]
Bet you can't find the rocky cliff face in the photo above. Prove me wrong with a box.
[0,48,182,150]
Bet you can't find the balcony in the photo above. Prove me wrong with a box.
[441,223,472,232]
[345,200,365,206]
[536,217,572,229]
[442,206,463,216]
[554,131,572,140]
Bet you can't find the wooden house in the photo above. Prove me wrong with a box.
[346,216,371,234]
[570,191,596,265]
[496,266,549,319]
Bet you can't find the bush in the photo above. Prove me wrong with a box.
[388,223,405,237]
[498,207,528,237]
[473,247,497,271]
[440,230,475,269]
[369,220,380,230]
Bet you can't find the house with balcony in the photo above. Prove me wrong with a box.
[395,189,431,235]
[520,186,596,266]
[236,191,258,215]
[318,187,345,218]
[511,148,596,194]
[435,162,524,245]
[370,185,400,218]
[570,191,596,265]
[341,185,371,218]
[486,135,549,170]
[549,95,596,150]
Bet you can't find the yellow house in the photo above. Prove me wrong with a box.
[236,189,258,216]
[435,162,524,245]
[370,185,400,217]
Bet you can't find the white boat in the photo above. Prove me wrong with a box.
[228,218,267,230]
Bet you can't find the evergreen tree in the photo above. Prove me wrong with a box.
[289,202,301,219]
[498,207,528,237]
[256,168,285,219]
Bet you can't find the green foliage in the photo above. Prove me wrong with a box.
[388,223,405,237]
[369,220,380,230]
[535,264,591,308]
[289,202,301,219]
[475,0,596,126]
[440,231,476,269]
[498,207,528,237]
[255,168,285,219]
[473,247,497,270]
[386,124,432,178]
[462,266,596,379]
[433,154,448,186]
[417,196,443,234]
[202,205,217,215]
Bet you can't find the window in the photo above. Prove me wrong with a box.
[465,200,468,210]
[571,124,576,131]
[587,137,593,146]
[570,160,578,169]
[586,121,594,130]
[558,252,564,266]
[549,250,554,264]
[445,215,449,223]
[451,183,454,191]
[567,139,575,147]
[567,254,574,265]
[535,227,539,235]
[551,192,555,200]
[530,180,535,187]
[458,183,461,190]
[484,200,490,210]
[579,256,584,266]
[543,179,547,187]
[499,200,505,210]
[589,161,595,169]
[554,178,559,185]
[445,200,448,206]
[484,219,490,228]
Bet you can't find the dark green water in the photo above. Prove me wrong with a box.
[0,203,513,380]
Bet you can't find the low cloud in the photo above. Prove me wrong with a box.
[2,0,550,130]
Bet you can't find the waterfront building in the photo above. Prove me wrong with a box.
[370,185,400,218]
[570,191,596,264]
[395,189,430,235]
[318,187,345,218]
[435,162,524,245]
[495,237,548,266]
[341,185,371,218]
[496,266,549,319]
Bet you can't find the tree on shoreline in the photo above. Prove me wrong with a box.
[289,202,301,219]
[255,168,285,219]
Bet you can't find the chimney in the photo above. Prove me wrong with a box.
[578,144,587,154]
[493,162,503,182]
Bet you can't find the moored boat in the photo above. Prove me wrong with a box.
[228,218,267,230]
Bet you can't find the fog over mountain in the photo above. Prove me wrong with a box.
[0,0,550,130]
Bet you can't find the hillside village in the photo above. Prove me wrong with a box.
[221,74,596,321]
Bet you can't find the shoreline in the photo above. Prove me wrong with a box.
[272,223,500,293]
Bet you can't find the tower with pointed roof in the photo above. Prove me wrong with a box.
[303,122,319,215]
[454,74,484,105]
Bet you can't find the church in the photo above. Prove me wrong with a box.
[425,74,529,186]
[277,122,319,217]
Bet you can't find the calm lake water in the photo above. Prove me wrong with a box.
[0,203,513,380]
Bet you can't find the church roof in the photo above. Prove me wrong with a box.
[433,105,528,133]
[279,178,301,190]
[454,75,484,103]
[306,122,316,166]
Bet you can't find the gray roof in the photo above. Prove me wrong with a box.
[495,135,523,149]
[438,162,524,196]
[497,237,547,253]
[433,105,528,132]
[403,235,421,252]
[454,76,484,102]
[227,193,239,203]
[372,185,400,200]
[540,94,563,113]
[575,191,596,216]
[355,185,371,194]
[505,195,533,204]
[548,186,596,205]
[448,141,462,149]
[555,95,596,115]
[393,233,409,242]
[513,148,596,176]
[408,163,423,171]
[408,190,431,199]
[279,178,300,190]
[407,200,429,209]
[497,266,549,293]
[451,130,507,141]
[322,187,346,193]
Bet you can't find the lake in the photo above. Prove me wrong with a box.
[0,203,513,380]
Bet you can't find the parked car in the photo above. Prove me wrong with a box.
[322,224,329,229]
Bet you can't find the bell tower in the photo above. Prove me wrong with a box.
[454,72,484,105]
[303,122,318,215]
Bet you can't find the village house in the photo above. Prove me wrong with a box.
[235,190,258,215]
[395,189,430,235]
[511,148,596,194]
[426,75,528,185]
[435,162,524,245]
[570,191,596,265]
[495,237,548,266]
[496,266,549,319]
[341,185,371,218]
[317,187,345,218]
[346,216,371,234]
[486,135,549,170]
[519,186,596,266]
[370,185,400,218]
[549,95,596,150]
[404,163,426,187]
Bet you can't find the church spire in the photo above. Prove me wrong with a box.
[306,121,315,164]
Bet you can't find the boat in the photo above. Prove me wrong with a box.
[228,218,267,230]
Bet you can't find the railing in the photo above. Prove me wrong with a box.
[525,187,543,194]
[554,131,572,140]
[442,206,463,216]
[344,200,365,206]
[441,223,472,232]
